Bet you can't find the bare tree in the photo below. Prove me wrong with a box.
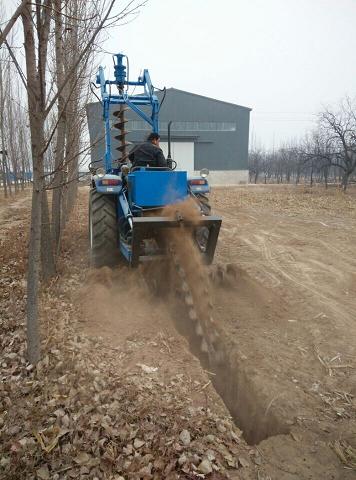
[248,148,263,184]
[51,0,66,252]
[14,0,145,363]
[20,1,53,363]
[0,0,28,47]
[0,58,10,197]
[0,21,29,197]
[318,97,356,191]
[249,97,356,189]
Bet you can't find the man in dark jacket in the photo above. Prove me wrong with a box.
[129,132,167,168]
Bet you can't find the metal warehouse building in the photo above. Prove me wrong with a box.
[87,88,251,184]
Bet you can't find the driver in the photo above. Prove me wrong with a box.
[128,132,167,168]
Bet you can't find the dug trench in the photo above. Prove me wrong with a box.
[82,253,290,447]
[167,273,291,446]
[81,194,291,445]
[152,219,356,479]
[76,188,354,478]
[151,215,291,446]
[2,187,355,479]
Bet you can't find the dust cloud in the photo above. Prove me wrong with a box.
[80,266,174,344]
[79,199,212,348]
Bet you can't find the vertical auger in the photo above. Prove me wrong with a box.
[113,104,131,165]
[111,53,132,166]
[95,52,161,172]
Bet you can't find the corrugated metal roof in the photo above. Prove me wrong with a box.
[163,88,252,112]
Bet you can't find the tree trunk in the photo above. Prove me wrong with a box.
[20,129,26,191]
[323,166,329,189]
[51,0,66,254]
[295,170,300,185]
[342,171,350,191]
[27,169,42,364]
[310,161,314,186]
[41,189,56,281]
[7,97,19,193]
[5,154,12,195]
[0,60,8,198]
[22,6,45,364]
[37,1,56,281]
[62,0,80,222]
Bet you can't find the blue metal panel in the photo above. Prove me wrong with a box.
[119,239,132,262]
[128,171,188,207]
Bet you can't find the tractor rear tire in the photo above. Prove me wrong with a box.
[89,188,119,268]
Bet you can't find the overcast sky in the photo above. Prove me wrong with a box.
[103,0,356,149]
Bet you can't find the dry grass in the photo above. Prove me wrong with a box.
[211,184,356,218]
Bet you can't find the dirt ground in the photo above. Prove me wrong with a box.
[0,189,32,239]
[210,185,356,478]
[1,184,356,479]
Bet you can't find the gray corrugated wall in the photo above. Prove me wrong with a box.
[86,89,250,171]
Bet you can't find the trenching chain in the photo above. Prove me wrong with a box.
[169,244,225,367]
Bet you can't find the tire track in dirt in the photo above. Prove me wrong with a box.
[212,187,356,472]
[217,206,356,327]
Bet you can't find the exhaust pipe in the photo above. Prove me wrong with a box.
[167,120,173,169]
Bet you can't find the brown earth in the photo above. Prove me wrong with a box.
[209,185,356,479]
[1,184,356,479]
[0,189,32,239]
[0,190,263,480]
[78,184,356,479]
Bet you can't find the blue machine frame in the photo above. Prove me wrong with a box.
[96,53,160,173]
[90,53,221,268]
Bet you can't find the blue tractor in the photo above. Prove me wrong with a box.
[88,53,221,268]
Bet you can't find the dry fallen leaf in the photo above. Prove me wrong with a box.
[73,452,91,465]
[136,363,158,373]
[36,465,50,480]
[179,429,191,446]
[34,424,70,455]
[133,438,145,449]
[238,456,250,468]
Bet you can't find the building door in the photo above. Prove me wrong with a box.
[160,142,194,175]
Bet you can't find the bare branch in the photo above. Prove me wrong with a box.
[0,0,28,48]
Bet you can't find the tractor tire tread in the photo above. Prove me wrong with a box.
[89,188,120,268]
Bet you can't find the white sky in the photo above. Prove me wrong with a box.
[103,0,356,149]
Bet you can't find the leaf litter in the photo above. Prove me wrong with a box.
[0,194,262,479]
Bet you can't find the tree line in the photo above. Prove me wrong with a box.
[0,0,145,364]
[0,25,32,196]
[249,97,356,190]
